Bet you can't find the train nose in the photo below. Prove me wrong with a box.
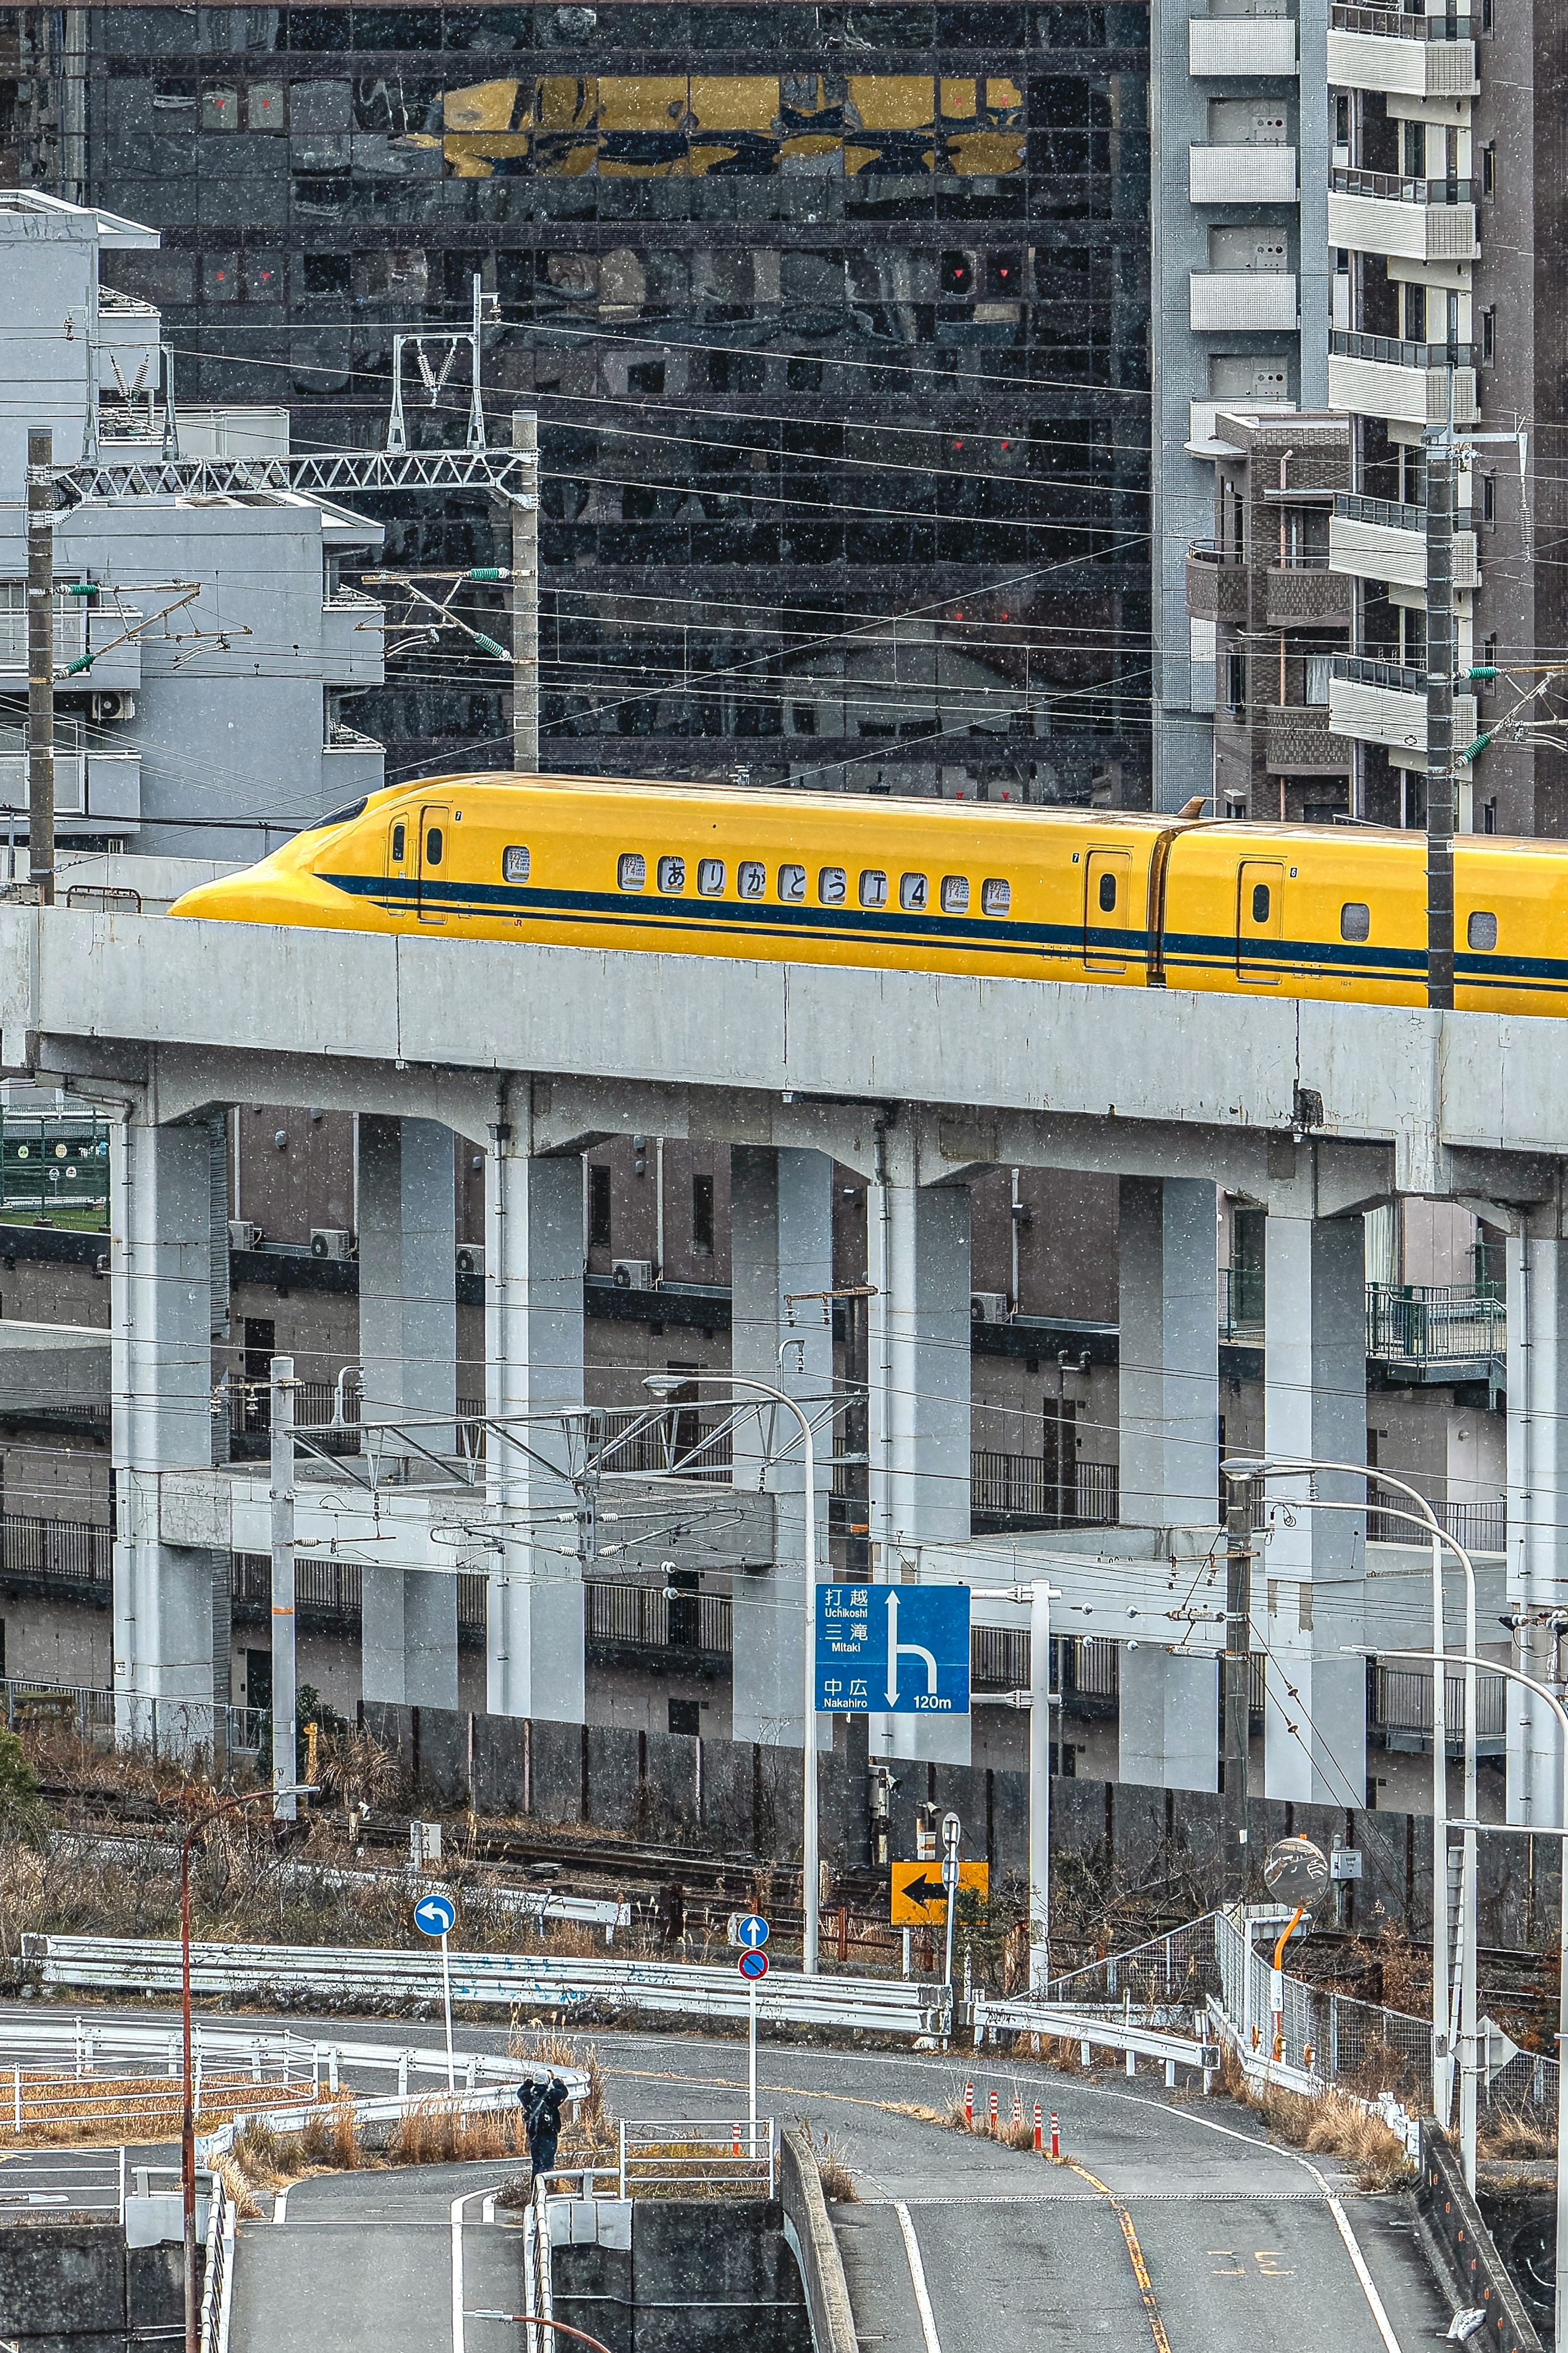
[167,869,290,922]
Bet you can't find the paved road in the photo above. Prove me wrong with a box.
[0,2002,1455,2353]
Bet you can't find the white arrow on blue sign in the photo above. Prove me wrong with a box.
[414,1892,457,1938]
[735,1914,769,1949]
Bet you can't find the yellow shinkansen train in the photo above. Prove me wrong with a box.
[167,773,1559,1016]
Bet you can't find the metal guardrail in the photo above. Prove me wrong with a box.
[971,1995,1221,2080]
[1367,1279,1505,1366]
[23,1935,944,2037]
[617,2116,775,2197]
[199,2169,234,2353]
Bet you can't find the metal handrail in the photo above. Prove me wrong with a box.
[1332,652,1426,694]
[1330,165,1474,203]
[1329,328,1476,370]
[1330,2,1472,34]
[1334,490,1427,533]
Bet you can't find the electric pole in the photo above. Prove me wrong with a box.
[25,428,55,905]
[1425,395,1455,1010]
[1221,1466,1253,1896]
[511,407,538,771]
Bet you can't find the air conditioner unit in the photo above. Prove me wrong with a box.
[311,1227,353,1261]
[970,1291,1009,1325]
[456,1243,485,1276]
[611,1258,655,1291]
[90,692,135,722]
[228,1219,259,1252]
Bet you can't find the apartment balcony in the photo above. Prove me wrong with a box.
[1264,703,1352,774]
[322,721,385,794]
[1189,270,1298,332]
[1326,3,1477,98]
[1189,143,1298,203]
[1185,542,1247,626]
[1265,558,1352,627]
[0,725,141,828]
[1329,492,1479,591]
[1189,14,1299,74]
[321,590,386,688]
[1327,166,1477,262]
[1327,654,1477,761]
[1326,330,1477,427]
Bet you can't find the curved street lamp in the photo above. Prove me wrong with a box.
[1224,1452,1479,2153]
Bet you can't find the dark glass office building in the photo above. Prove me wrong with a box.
[5,2,1152,806]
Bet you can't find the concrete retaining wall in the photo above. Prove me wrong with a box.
[551,2198,810,2353]
[778,2130,857,2353]
[0,2225,183,2349]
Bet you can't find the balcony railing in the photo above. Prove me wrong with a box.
[1330,3,1472,33]
[232,1551,488,1628]
[1335,491,1426,533]
[1329,329,1475,370]
[1330,165,1473,204]
[1366,1279,1505,1366]
[971,1627,1120,1702]
[0,1513,111,1589]
[1187,539,1237,565]
[1333,651,1426,694]
[1374,1663,1505,1740]
[1367,1495,1506,1553]
[1221,1264,1265,1339]
[585,1578,732,1656]
[970,1451,1118,1526]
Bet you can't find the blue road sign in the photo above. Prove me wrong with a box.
[735,1914,769,1950]
[414,1892,457,1938]
[738,1950,769,1981]
[815,1584,971,1716]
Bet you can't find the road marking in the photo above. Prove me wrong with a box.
[272,2188,289,2227]
[893,2201,942,2353]
[451,2185,500,2353]
[1065,2161,1173,2353]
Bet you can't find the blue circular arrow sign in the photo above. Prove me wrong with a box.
[414,1892,457,1938]
[738,1949,768,1981]
[736,1913,769,1948]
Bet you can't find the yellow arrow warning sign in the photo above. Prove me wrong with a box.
[891,1860,990,1923]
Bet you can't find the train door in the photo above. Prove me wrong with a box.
[1084,847,1133,971]
[416,802,450,925]
[1236,859,1285,983]
[384,811,410,911]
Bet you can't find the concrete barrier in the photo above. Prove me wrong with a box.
[1418,2124,1543,2353]
[778,2129,858,2353]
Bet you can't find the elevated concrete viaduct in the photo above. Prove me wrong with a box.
[4,902,1563,1816]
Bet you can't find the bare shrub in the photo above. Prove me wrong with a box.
[1479,2107,1556,2161]
[796,2120,858,2202]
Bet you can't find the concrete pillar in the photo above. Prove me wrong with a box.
[485,1138,585,1723]
[867,1129,971,1764]
[729,1145,833,1747]
[1506,1225,1568,1825]
[357,1115,458,1711]
[1117,1176,1219,1526]
[1116,1176,1221,1790]
[111,1118,218,1744]
[1261,1213,1368,1806]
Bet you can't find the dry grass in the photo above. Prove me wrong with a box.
[881,2099,952,2128]
[1479,2107,1557,2161]
[795,2119,858,2203]
[1247,2083,1412,2192]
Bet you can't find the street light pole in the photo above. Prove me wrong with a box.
[1227,1452,1478,2151]
[645,1369,822,1972]
[180,1785,315,2353]
[1371,1647,1568,2353]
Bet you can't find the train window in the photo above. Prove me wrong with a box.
[778,863,807,902]
[982,878,1011,917]
[502,845,529,883]
[618,853,646,891]
[425,827,443,867]
[940,875,970,914]
[738,861,766,898]
[391,822,406,861]
[1251,882,1270,923]
[1340,901,1370,942]
[1097,872,1116,913]
[819,866,846,904]
[1468,909,1499,951]
[859,869,889,908]
[899,873,928,911]
[657,856,686,893]
[697,858,725,895]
